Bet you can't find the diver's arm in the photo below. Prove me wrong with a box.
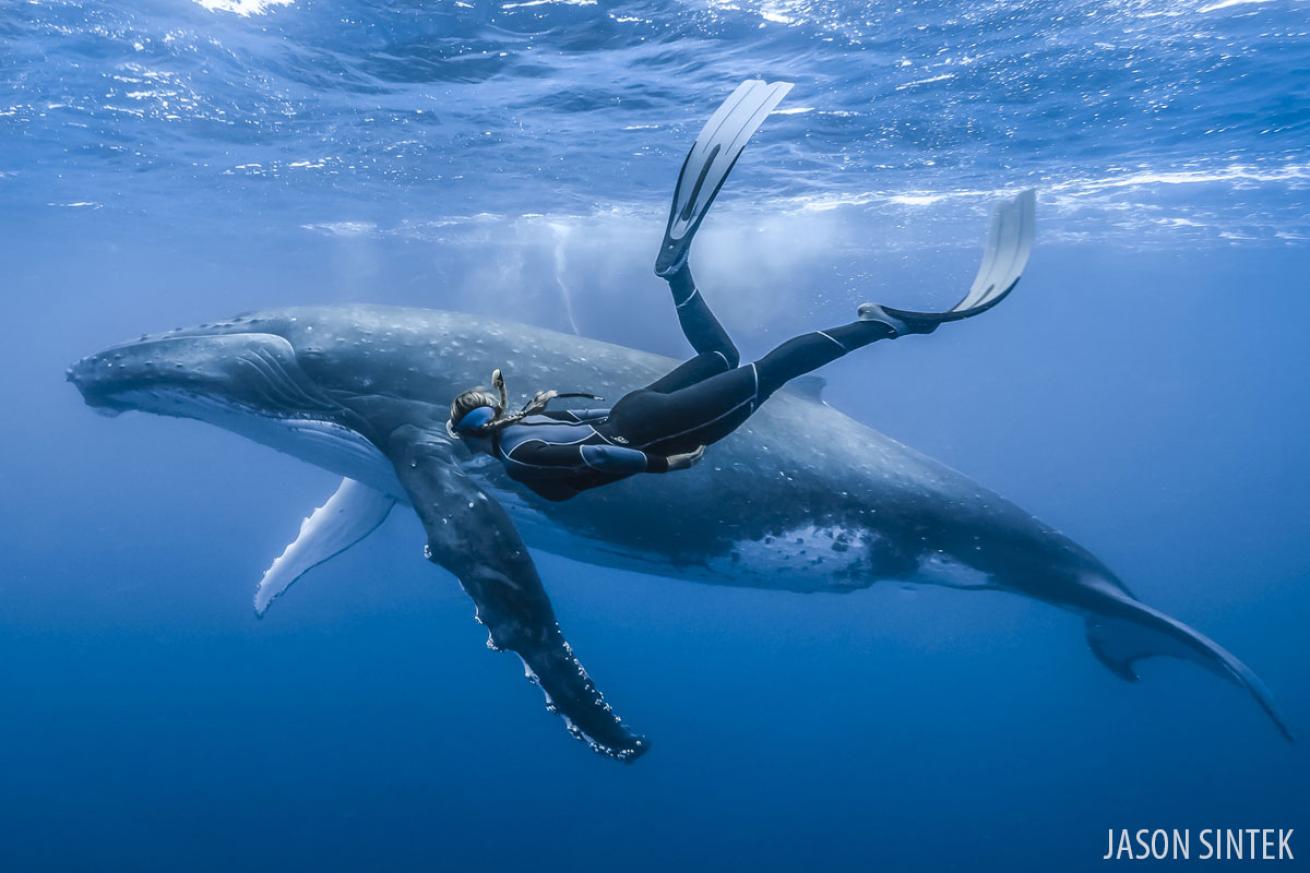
[539,408,612,424]
[585,445,705,474]
[505,441,656,473]
[502,441,587,470]
[505,441,701,475]
[581,444,668,473]
[584,444,705,474]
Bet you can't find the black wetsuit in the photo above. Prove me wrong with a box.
[489,263,896,501]
[491,408,662,501]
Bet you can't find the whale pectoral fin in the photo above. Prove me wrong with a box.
[1085,605,1292,741]
[390,427,649,761]
[255,478,396,617]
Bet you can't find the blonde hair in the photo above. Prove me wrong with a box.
[447,369,537,436]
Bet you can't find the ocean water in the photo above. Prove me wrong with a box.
[1,0,1307,869]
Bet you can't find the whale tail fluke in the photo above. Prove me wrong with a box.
[1084,595,1292,742]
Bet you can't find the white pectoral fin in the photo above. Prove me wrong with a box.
[254,478,396,616]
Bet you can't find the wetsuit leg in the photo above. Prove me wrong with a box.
[631,262,740,396]
[641,352,733,394]
[602,366,758,454]
[664,263,740,369]
[602,319,896,454]
[752,320,896,399]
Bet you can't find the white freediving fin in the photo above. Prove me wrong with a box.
[880,188,1037,325]
[655,78,794,276]
[954,188,1037,313]
[254,478,396,616]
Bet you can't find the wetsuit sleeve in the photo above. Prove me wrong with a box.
[504,440,667,475]
[541,408,612,423]
[579,444,665,474]
[643,453,671,473]
[504,441,587,469]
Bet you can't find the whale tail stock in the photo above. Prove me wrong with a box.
[1083,585,1292,742]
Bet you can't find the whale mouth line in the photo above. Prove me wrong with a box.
[106,385,340,426]
[93,383,396,495]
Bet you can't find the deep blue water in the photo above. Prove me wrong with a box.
[2,0,1308,870]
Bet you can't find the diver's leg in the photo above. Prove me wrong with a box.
[602,366,758,454]
[752,319,901,400]
[615,185,1038,457]
[641,349,733,395]
[652,81,794,366]
[653,188,1039,394]
[662,262,739,369]
[612,294,1007,454]
[608,319,904,452]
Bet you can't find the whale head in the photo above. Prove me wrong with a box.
[68,327,338,422]
[66,317,417,490]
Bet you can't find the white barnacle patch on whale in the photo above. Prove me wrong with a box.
[707,524,873,590]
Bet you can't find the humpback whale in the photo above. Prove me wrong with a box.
[65,81,1289,760]
[67,303,1291,758]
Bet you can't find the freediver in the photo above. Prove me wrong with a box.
[446,80,1036,502]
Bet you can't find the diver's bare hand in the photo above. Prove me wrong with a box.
[665,445,705,471]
